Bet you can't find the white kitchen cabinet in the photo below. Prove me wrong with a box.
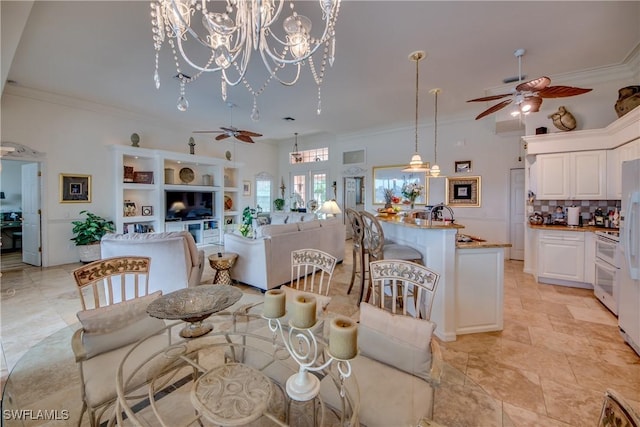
[607,139,640,199]
[537,230,587,286]
[536,150,607,200]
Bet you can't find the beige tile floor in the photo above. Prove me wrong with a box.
[1,243,639,426]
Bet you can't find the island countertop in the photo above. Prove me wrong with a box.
[376,214,465,229]
[456,241,512,249]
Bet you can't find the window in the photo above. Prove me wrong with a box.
[255,176,272,213]
[290,147,329,164]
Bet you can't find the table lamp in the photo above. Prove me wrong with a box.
[318,200,342,217]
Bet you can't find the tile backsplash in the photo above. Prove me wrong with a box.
[531,199,621,217]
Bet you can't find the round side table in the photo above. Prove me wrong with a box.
[208,252,238,285]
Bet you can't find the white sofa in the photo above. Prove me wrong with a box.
[100,231,205,296]
[223,217,345,290]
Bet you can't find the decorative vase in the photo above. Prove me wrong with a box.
[410,202,415,210]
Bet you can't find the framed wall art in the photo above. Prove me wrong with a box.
[242,180,251,196]
[372,165,428,205]
[59,174,91,203]
[454,160,472,173]
[446,176,481,207]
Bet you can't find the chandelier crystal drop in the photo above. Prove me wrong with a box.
[150,0,341,118]
[403,51,429,173]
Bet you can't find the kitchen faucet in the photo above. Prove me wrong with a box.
[429,203,455,226]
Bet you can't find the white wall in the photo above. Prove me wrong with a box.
[1,90,278,266]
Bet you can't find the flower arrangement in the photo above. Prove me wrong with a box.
[401,182,424,205]
[383,188,395,208]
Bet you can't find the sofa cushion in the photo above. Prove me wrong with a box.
[358,302,435,381]
[319,353,434,427]
[297,219,322,231]
[270,213,289,224]
[260,222,299,237]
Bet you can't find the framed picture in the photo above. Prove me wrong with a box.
[141,206,153,216]
[372,165,428,205]
[124,200,137,217]
[455,160,472,173]
[446,176,481,207]
[242,180,251,196]
[59,174,91,203]
[133,171,154,184]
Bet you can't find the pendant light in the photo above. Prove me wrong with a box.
[429,88,443,177]
[403,51,429,173]
[291,133,303,163]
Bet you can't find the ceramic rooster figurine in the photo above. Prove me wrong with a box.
[548,106,577,131]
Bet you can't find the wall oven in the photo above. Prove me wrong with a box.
[594,231,620,315]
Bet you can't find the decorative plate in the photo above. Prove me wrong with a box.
[179,167,194,184]
[224,195,233,211]
[225,150,232,161]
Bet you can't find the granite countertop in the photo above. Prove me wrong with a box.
[456,241,512,249]
[528,224,617,233]
[376,214,465,229]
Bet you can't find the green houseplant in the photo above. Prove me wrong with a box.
[71,210,115,262]
[273,198,285,211]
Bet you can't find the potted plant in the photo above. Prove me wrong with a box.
[71,210,115,262]
[273,198,285,211]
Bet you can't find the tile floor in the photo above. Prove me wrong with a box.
[1,243,639,426]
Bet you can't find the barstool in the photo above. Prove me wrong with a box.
[12,231,22,250]
[345,209,367,305]
[360,211,422,304]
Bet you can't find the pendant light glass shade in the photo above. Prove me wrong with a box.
[403,51,429,173]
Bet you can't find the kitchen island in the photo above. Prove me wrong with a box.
[377,215,510,341]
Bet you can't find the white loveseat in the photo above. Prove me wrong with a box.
[223,217,345,290]
[100,231,205,295]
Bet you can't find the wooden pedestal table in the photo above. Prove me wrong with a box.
[208,252,239,285]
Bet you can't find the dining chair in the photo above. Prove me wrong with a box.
[360,210,423,303]
[319,259,443,426]
[71,256,169,427]
[598,389,640,427]
[289,248,337,297]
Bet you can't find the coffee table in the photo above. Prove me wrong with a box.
[146,284,242,338]
[208,252,239,285]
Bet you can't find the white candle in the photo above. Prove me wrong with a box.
[263,289,286,319]
[329,317,358,360]
[291,295,316,329]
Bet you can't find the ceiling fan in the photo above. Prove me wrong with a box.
[193,103,263,143]
[467,49,593,120]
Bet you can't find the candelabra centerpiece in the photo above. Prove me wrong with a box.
[262,289,357,402]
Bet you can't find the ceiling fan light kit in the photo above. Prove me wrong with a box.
[150,0,341,120]
[467,48,593,120]
[403,51,430,173]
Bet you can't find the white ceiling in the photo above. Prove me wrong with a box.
[3,1,639,143]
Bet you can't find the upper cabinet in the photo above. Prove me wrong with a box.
[607,139,640,199]
[536,150,607,200]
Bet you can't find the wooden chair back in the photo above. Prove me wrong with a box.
[369,259,439,320]
[73,256,152,310]
[290,248,337,296]
[360,211,386,261]
[345,208,365,248]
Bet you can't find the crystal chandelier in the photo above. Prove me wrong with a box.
[403,51,429,173]
[150,0,341,120]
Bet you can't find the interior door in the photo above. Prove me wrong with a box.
[21,162,41,266]
[510,168,525,260]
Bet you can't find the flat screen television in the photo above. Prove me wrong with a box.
[165,191,213,221]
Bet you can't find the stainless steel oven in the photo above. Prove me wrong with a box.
[594,231,620,315]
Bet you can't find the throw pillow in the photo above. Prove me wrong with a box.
[77,291,162,334]
[358,302,435,381]
[78,291,165,359]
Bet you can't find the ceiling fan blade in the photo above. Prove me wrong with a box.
[238,130,263,137]
[193,130,224,134]
[467,93,512,102]
[516,76,551,93]
[235,134,255,143]
[475,99,513,120]
[215,134,231,141]
[538,86,593,98]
